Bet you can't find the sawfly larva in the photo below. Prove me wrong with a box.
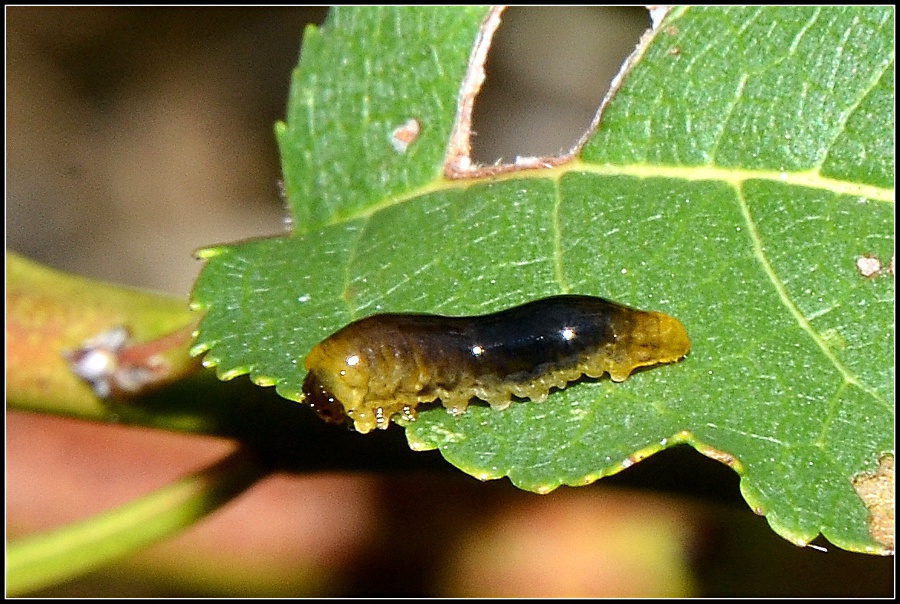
[302,295,690,433]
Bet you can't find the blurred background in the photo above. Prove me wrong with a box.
[6,7,893,596]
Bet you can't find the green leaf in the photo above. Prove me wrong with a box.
[191,6,894,554]
[275,6,494,229]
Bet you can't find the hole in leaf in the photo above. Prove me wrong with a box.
[470,6,650,165]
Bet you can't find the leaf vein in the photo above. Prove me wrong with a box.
[339,218,372,319]
[734,186,889,411]
[706,73,749,165]
[551,178,569,292]
[819,55,894,173]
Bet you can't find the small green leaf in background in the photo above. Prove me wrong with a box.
[191,6,894,554]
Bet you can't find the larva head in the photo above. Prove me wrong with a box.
[301,371,349,427]
[302,325,379,429]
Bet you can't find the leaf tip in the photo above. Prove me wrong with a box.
[251,374,278,388]
[274,383,305,403]
[188,340,212,358]
[218,366,250,381]
[195,246,226,260]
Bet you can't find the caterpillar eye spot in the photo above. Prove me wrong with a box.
[301,294,690,434]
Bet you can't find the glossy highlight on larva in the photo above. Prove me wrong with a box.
[301,295,690,433]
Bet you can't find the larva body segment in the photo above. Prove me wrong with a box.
[302,295,690,433]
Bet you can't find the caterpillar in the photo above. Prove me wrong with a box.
[301,294,690,433]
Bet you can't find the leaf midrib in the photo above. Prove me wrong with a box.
[315,162,892,234]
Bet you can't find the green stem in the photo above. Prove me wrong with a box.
[6,447,270,596]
